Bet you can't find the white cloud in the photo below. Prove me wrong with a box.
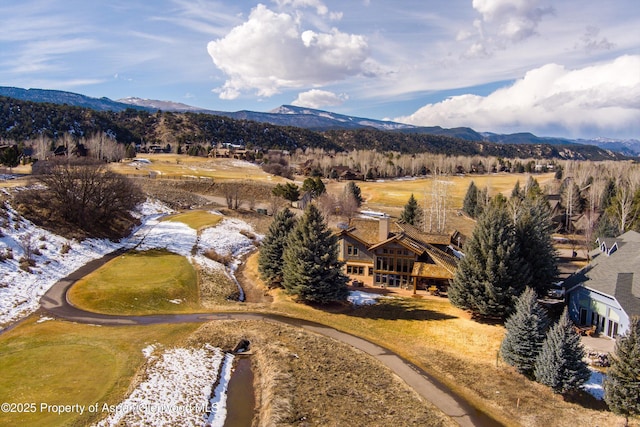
[292,89,348,108]
[472,0,553,41]
[207,4,370,99]
[395,55,640,138]
[460,0,554,57]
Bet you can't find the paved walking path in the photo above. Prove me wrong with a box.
[39,251,500,427]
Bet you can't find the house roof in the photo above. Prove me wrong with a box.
[569,230,640,318]
[342,218,401,246]
[339,218,458,276]
[412,262,453,280]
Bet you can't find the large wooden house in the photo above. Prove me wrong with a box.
[337,217,459,294]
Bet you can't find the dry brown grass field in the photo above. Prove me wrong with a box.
[327,172,556,211]
[108,153,289,182]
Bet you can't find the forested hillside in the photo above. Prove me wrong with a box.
[0,96,624,161]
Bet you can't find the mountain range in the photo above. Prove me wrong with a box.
[2,86,639,156]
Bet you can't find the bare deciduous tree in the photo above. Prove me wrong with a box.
[31,159,143,235]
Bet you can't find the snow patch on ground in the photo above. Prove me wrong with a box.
[348,290,384,306]
[141,344,157,359]
[95,345,233,427]
[0,206,121,326]
[584,369,605,400]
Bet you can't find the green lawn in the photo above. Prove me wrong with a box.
[67,249,200,315]
[0,317,199,427]
[162,210,222,231]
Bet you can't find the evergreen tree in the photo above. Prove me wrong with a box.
[604,316,640,420]
[258,208,297,287]
[344,181,364,207]
[282,204,349,304]
[462,181,479,218]
[515,197,558,296]
[524,176,543,200]
[500,287,549,378]
[0,145,20,168]
[400,193,422,226]
[449,200,530,320]
[511,180,524,200]
[302,177,326,198]
[272,183,300,204]
[534,308,591,394]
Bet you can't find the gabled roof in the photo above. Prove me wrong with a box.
[396,221,452,246]
[570,230,640,318]
[338,217,458,275]
[339,218,400,246]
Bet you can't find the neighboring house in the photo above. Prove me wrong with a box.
[565,230,640,338]
[336,217,458,293]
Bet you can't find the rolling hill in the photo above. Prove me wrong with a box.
[0,86,635,158]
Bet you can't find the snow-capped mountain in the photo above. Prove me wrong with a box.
[269,105,416,131]
[117,97,207,112]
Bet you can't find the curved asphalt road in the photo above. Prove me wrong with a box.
[39,251,501,427]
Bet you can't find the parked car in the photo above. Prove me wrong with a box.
[547,282,565,299]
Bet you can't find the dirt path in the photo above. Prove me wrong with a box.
[37,250,500,427]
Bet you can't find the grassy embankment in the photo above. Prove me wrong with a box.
[0,317,199,427]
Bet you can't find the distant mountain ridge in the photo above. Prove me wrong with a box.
[0,87,146,112]
[1,86,638,156]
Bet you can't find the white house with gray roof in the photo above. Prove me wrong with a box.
[565,230,640,338]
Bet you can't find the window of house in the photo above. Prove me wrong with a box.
[368,267,373,276]
[347,265,365,275]
[347,245,358,256]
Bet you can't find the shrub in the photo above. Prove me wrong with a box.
[19,256,35,272]
[60,243,71,254]
[204,249,232,267]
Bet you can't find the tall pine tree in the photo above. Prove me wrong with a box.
[500,287,549,378]
[534,308,591,394]
[344,181,364,207]
[514,197,558,296]
[282,204,349,304]
[400,193,422,226]
[258,208,297,287]
[604,316,640,420]
[449,200,530,319]
[462,181,479,218]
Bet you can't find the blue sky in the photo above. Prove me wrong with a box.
[1,0,639,139]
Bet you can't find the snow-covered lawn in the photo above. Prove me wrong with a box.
[0,198,260,327]
[95,344,234,427]
[348,290,386,306]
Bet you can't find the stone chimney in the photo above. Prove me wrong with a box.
[378,217,390,242]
